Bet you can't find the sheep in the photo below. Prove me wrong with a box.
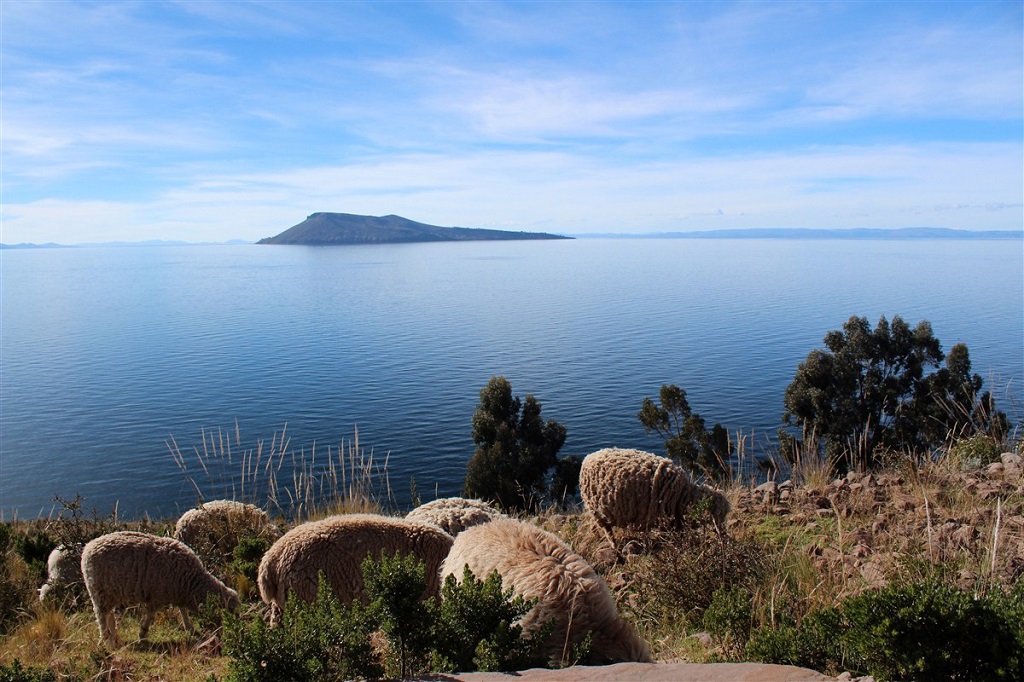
[405,497,506,536]
[173,499,280,565]
[81,531,240,648]
[38,545,84,606]
[579,448,729,539]
[440,517,652,666]
[257,513,454,622]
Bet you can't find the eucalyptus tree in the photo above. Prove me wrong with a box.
[782,314,1006,471]
[637,383,731,479]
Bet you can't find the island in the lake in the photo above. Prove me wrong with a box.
[257,212,571,245]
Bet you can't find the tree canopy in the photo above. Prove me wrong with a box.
[782,315,1007,471]
[463,376,567,512]
[637,383,731,479]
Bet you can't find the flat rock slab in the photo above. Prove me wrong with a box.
[412,662,833,682]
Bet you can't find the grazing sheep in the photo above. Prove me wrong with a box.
[174,499,280,563]
[405,497,506,536]
[579,448,729,538]
[440,518,652,666]
[81,531,240,648]
[38,545,83,605]
[257,513,453,622]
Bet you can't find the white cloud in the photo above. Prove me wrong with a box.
[3,140,1019,244]
[1,1,1020,243]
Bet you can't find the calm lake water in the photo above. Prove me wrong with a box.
[2,238,1022,519]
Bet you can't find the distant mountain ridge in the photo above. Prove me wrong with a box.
[570,227,1022,240]
[257,213,571,245]
[0,239,253,249]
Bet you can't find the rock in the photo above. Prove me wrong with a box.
[895,497,916,512]
[690,631,714,647]
[1001,452,1023,467]
[859,561,887,588]
[986,463,1005,475]
[950,524,974,548]
[451,662,834,681]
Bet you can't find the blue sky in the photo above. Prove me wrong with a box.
[2,1,1022,243]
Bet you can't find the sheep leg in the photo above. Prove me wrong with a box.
[95,605,118,648]
[138,607,155,641]
[178,608,197,634]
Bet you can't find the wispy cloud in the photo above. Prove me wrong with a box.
[1,1,1020,243]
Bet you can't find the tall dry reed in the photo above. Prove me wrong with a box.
[167,422,395,522]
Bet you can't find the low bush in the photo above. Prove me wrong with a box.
[13,530,55,585]
[223,554,547,681]
[628,527,769,631]
[226,536,271,595]
[362,551,433,678]
[429,565,543,673]
[702,585,753,653]
[748,580,1024,681]
[946,434,1004,470]
[746,607,846,675]
[0,525,37,634]
[222,574,381,682]
[0,659,58,682]
[843,580,1021,681]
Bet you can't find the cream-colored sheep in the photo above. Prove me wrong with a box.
[405,497,506,536]
[440,518,652,666]
[257,513,453,622]
[173,499,280,563]
[38,545,83,605]
[81,531,240,648]
[579,448,729,537]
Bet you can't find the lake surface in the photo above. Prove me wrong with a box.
[2,238,1022,519]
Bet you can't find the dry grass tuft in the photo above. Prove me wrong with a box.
[167,423,395,522]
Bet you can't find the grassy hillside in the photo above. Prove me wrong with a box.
[1,434,1021,681]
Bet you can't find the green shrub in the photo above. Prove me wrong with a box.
[0,660,58,682]
[748,581,1024,681]
[747,607,846,675]
[947,434,1003,470]
[222,574,381,682]
[0,524,36,634]
[430,565,542,673]
[703,586,752,652]
[228,537,271,586]
[13,529,56,583]
[362,552,434,678]
[843,581,1022,681]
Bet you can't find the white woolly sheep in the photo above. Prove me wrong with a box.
[38,545,83,605]
[405,497,506,536]
[440,517,652,666]
[257,513,454,622]
[579,448,730,538]
[173,499,280,562]
[81,531,240,648]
